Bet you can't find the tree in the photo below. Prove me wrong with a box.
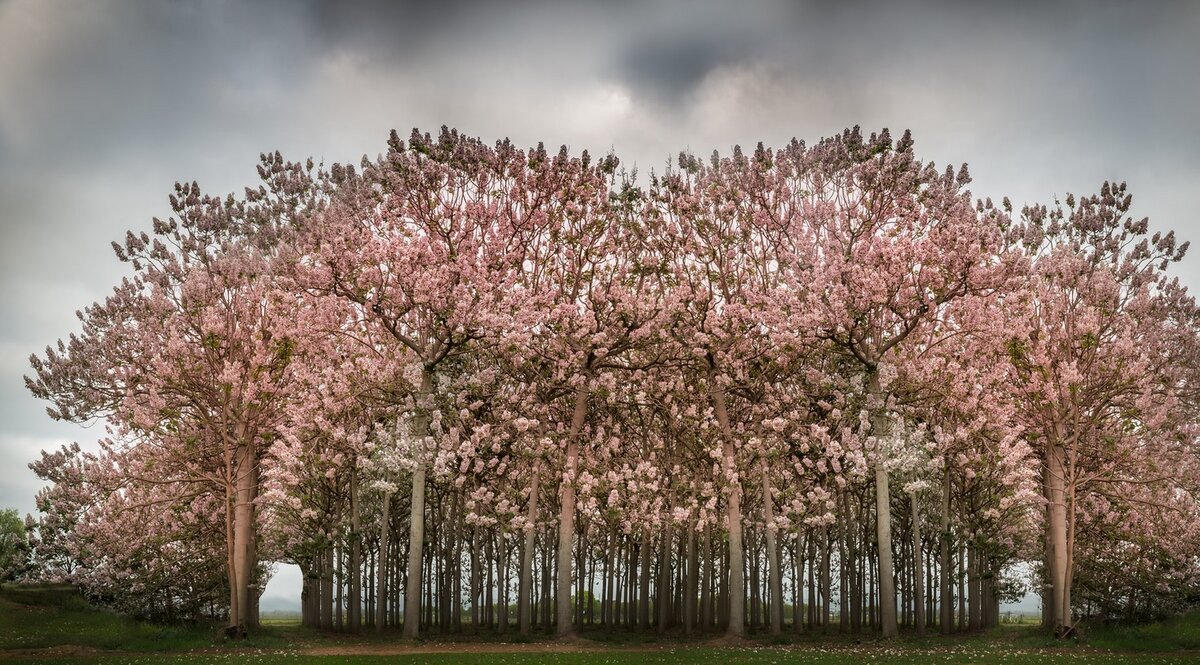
[1008,182,1195,635]
[23,128,1200,642]
[27,153,318,635]
[0,509,29,582]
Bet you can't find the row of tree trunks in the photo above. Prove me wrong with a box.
[300,497,1004,636]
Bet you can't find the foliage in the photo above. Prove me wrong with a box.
[22,126,1200,640]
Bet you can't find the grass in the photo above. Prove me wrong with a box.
[0,584,293,653]
[2,584,1197,663]
[14,650,1200,664]
[1080,611,1200,652]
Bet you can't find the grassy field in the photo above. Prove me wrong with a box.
[3,584,1198,664]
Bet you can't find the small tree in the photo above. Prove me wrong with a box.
[0,509,29,582]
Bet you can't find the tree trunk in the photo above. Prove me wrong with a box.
[349,473,362,632]
[761,458,784,635]
[793,532,803,634]
[540,536,552,629]
[1045,441,1072,634]
[498,531,509,632]
[638,531,652,628]
[819,525,831,631]
[555,385,590,637]
[336,543,344,630]
[375,492,391,632]
[701,524,713,630]
[230,441,257,637]
[518,460,542,634]
[940,471,952,634]
[402,375,434,639]
[321,542,335,630]
[968,545,981,630]
[958,544,966,630]
[910,491,925,636]
[224,474,240,634]
[867,375,898,638]
[657,521,673,634]
[471,525,482,633]
[709,373,746,637]
[684,523,697,634]
[839,492,855,633]
[749,530,760,631]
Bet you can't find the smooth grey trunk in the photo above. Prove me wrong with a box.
[701,525,713,629]
[638,532,652,628]
[819,525,831,631]
[1045,441,1072,633]
[321,542,334,630]
[657,522,672,633]
[518,460,542,634]
[402,374,434,639]
[867,374,899,638]
[231,440,257,636]
[760,458,783,635]
[498,531,509,632]
[958,544,967,629]
[684,523,697,633]
[375,492,391,633]
[939,472,952,634]
[793,531,804,634]
[968,546,981,630]
[470,525,482,633]
[335,543,343,630]
[709,373,746,636]
[349,473,362,632]
[224,466,240,633]
[555,385,590,637]
[910,490,925,636]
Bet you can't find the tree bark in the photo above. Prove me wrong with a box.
[470,525,482,633]
[968,545,981,630]
[658,521,674,633]
[939,472,952,634]
[375,492,391,632]
[498,531,509,632]
[701,524,713,630]
[910,490,925,636]
[819,525,831,631]
[638,531,652,628]
[867,374,898,638]
[684,522,697,634]
[518,460,542,634]
[402,374,434,639]
[761,458,784,635]
[1045,441,1071,634]
[555,385,590,637]
[230,440,257,637]
[321,542,334,630]
[709,372,745,637]
[349,472,362,632]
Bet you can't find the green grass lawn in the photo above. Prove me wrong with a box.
[3,584,1197,664]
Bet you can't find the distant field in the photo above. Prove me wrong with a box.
[3,584,1198,664]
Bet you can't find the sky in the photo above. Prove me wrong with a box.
[1,0,1198,613]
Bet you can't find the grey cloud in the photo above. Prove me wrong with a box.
[617,33,749,100]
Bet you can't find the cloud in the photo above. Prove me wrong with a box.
[0,432,82,517]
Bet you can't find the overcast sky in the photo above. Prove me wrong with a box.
[1,0,1197,610]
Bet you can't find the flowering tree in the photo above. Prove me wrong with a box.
[27,153,316,635]
[24,128,1200,642]
[1008,182,1196,635]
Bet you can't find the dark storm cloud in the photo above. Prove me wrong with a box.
[618,34,749,100]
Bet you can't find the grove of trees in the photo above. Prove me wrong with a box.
[22,127,1200,639]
